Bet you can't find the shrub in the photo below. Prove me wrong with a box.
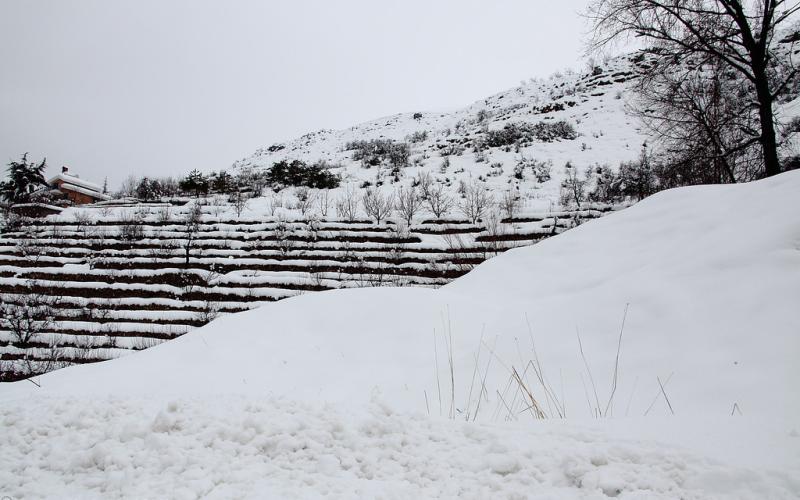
[267,160,340,190]
[532,159,552,183]
[618,157,657,201]
[486,120,578,148]
[236,168,269,196]
[514,157,552,183]
[119,212,145,241]
[586,165,623,203]
[407,130,429,143]
[345,139,409,169]
[476,109,491,123]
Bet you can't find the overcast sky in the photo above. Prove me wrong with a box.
[0,0,591,189]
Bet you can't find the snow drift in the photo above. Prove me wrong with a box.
[1,171,799,498]
[4,171,798,417]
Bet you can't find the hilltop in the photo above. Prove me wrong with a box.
[232,53,650,210]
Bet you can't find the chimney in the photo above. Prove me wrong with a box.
[62,166,69,174]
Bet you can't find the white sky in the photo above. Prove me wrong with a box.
[0,0,591,188]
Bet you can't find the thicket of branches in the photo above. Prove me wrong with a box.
[587,0,800,182]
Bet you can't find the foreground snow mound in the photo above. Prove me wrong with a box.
[4,171,798,420]
[2,396,798,499]
[1,172,799,498]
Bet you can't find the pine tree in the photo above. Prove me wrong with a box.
[135,177,158,201]
[0,153,48,203]
[211,171,233,193]
[179,170,209,198]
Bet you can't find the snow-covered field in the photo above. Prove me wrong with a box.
[1,171,798,498]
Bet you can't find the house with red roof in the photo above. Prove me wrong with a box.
[47,166,111,205]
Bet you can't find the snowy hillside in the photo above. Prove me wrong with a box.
[233,54,649,209]
[2,171,798,498]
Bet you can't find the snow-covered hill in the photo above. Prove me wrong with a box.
[233,54,649,210]
[2,171,798,498]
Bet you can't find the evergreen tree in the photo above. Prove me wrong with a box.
[211,170,234,193]
[0,153,48,203]
[135,177,161,201]
[179,170,209,198]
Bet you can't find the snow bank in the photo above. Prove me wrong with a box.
[1,396,797,499]
[5,172,798,415]
[2,171,799,498]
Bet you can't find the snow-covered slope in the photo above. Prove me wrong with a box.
[4,171,798,415]
[233,55,648,209]
[1,172,798,498]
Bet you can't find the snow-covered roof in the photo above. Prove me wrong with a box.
[10,202,64,212]
[58,182,112,201]
[48,173,104,194]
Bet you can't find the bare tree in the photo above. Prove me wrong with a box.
[560,162,586,209]
[72,211,93,239]
[426,184,454,218]
[15,227,46,264]
[415,171,434,200]
[316,188,331,217]
[441,232,476,273]
[157,205,172,223]
[266,193,284,217]
[481,209,507,256]
[0,285,64,378]
[362,188,395,224]
[182,202,203,267]
[229,188,249,218]
[273,216,296,255]
[633,59,763,184]
[587,0,800,178]
[119,210,145,242]
[295,186,317,217]
[335,186,360,221]
[394,186,423,225]
[458,181,493,223]
[499,189,521,219]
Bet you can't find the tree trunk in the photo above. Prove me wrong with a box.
[753,70,781,177]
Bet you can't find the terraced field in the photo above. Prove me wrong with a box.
[0,204,614,380]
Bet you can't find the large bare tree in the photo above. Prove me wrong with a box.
[587,0,800,178]
[634,57,764,184]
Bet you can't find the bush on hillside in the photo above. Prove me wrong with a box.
[514,157,552,183]
[486,120,578,148]
[267,160,340,190]
[406,130,429,143]
[585,148,659,203]
[346,139,410,169]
